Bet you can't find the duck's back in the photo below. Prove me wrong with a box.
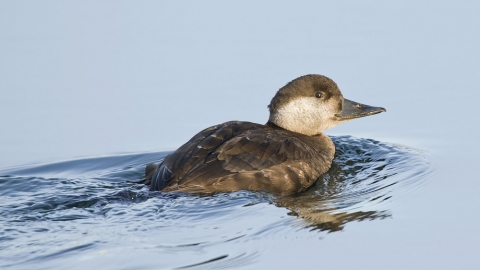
[149,121,335,196]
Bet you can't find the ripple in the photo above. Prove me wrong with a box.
[275,136,433,231]
[0,136,433,269]
[173,252,259,270]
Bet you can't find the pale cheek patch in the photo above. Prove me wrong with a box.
[269,97,341,135]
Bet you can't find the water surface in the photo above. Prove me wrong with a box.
[0,136,431,269]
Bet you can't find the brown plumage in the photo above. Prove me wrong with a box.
[145,75,385,196]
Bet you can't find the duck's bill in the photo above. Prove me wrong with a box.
[335,99,386,120]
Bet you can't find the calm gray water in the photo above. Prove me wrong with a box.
[1,1,480,269]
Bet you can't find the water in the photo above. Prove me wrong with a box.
[0,136,431,269]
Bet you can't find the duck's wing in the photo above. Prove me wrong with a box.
[160,121,331,195]
[150,121,262,190]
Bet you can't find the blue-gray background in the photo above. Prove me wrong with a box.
[1,1,479,269]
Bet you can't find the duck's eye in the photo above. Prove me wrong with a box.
[315,92,323,98]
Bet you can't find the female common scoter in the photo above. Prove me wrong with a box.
[144,74,385,196]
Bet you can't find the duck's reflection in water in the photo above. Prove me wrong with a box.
[275,162,391,232]
[273,136,430,232]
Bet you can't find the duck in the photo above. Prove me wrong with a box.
[144,74,385,196]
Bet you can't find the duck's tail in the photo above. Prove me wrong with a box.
[149,164,173,191]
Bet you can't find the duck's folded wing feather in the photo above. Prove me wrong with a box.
[163,121,260,175]
[156,121,330,195]
[176,128,319,192]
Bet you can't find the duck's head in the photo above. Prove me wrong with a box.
[268,74,386,136]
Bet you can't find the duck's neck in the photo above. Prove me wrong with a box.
[265,121,283,130]
[266,121,335,157]
[265,121,324,137]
